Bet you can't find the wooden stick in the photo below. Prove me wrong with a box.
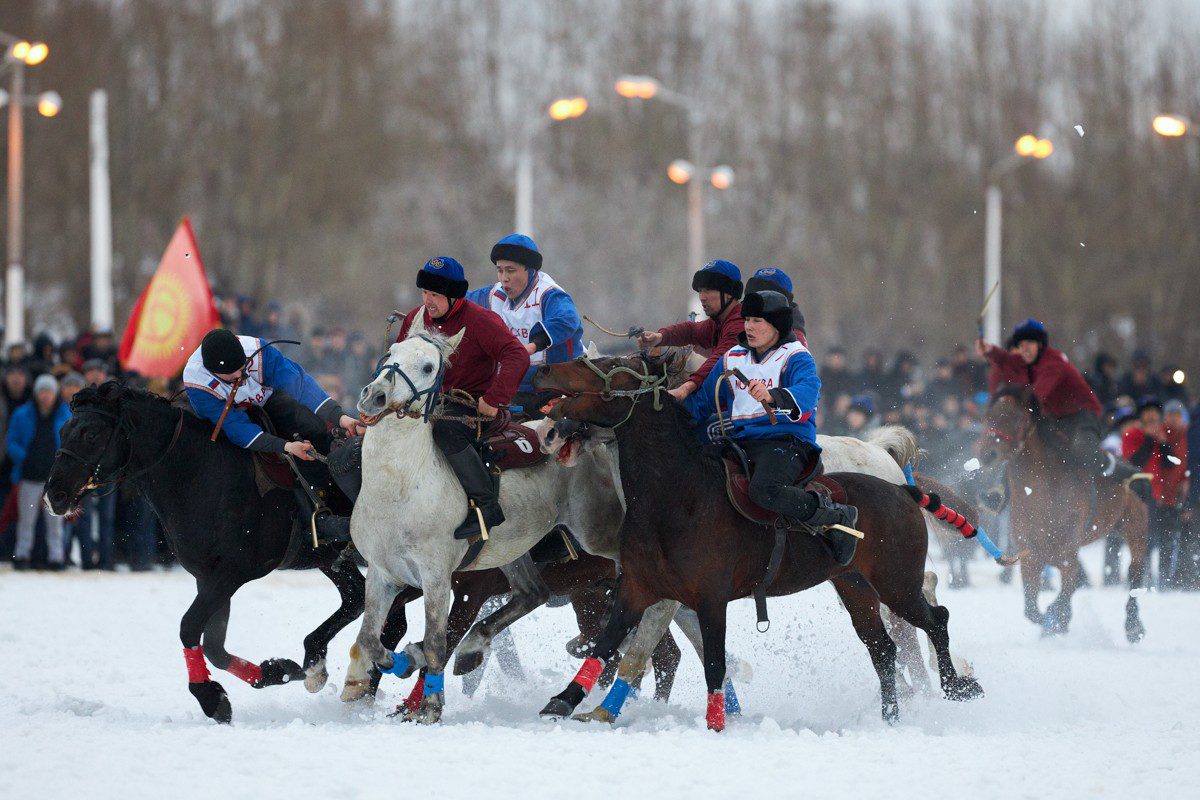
[209,374,245,442]
[728,368,777,425]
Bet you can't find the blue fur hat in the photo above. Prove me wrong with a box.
[416,256,469,299]
[691,259,742,298]
[1012,318,1048,348]
[490,234,542,270]
[745,267,793,301]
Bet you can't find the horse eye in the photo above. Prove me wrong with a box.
[85,430,98,442]
[423,364,434,375]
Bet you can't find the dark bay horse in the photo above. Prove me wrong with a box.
[532,352,982,730]
[981,385,1148,641]
[44,382,367,723]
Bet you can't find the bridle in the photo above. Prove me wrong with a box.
[984,398,1033,459]
[55,404,185,496]
[559,352,673,429]
[361,335,447,425]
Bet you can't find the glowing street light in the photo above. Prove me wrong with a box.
[1,29,59,345]
[667,159,695,185]
[548,96,588,121]
[514,94,590,235]
[982,133,1054,344]
[37,91,60,117]
[615,76,659,100]
[710,165,734,190]
[1153,114,1193,139]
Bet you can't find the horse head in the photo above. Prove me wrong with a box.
[979,383,1039,467]
[358,329,464,420]
[45,381,136,516]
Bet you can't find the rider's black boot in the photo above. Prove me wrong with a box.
[445,447,505,540]
[802,492,859,567]
[314,511,351,543]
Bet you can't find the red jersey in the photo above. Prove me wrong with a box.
[658,303,745,388]
[984,344,1102,418]
[397,299,529,409]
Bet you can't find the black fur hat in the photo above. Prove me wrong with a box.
[200,329,247,374]
[741,290,794,338]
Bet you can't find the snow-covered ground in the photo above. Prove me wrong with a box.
[1,542,1196,799]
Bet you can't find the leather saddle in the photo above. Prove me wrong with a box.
[483,421,547,471]
[722,454,846,526]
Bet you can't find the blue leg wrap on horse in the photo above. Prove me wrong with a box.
[724,680,742,715]
[974,528,1004,559]
[423,672,445,696]
[380,650,410,677]
[599,678,633,718]
[903,463,916,486]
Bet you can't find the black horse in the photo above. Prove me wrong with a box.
[44,382,364,723]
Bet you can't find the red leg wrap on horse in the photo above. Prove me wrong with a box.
[403,674,426,711]
[227,656,263,686]
[573,657,605,693]
[184,646,210,683]
[706,691,726,732]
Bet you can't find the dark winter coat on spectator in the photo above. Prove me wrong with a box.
[6,399,71,482]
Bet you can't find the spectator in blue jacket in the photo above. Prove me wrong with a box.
[8,373,71,570]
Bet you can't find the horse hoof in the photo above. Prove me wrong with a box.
[189,680,232,724]
[304,661,329,694]
[946,677,984,702]
[540,698,575,719]
[1126,622,1146,644]
[1024,609,1045,626]
[453,649,485,676]
[340,679,372,703]
[571,706,617,724]
[401,698,443,725]
[256,658,304,688]
[882,700,900,724]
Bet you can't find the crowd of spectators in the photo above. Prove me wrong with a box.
[4,295,1197,592]
[813,343,1197,591]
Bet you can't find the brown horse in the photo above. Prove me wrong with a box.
[980,385,1148,641]
[531,350,982,729]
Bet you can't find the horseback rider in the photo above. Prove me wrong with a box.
[685,289,859,566]
[466,234,583,416]
[396,256,530,539]
[183,328,365,539]
[976,319,1147,489]
[744,266,807,346]
[637,259,745,402]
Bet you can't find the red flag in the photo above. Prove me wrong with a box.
[118,218,220,378]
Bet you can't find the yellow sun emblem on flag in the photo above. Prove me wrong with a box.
[135,272,194,361]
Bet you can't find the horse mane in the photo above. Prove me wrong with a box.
[403,328,460,364]
[630,392,725,484]
[71,380,176,413]
[989,383,1041,418]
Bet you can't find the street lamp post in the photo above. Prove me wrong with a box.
[514,96,588,237]
[1,33,56,347]
[617,75,732,318]
[982,134,1053,344]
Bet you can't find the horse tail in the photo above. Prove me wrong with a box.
[866,425,922,472]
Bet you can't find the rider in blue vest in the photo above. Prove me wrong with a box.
[183,329,364,540]
[685,290,858,565]
[466,234,583,415]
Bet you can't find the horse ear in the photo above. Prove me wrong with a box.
[586,341,600,359]
[445,329,466,353]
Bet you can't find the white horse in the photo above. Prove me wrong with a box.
[343,329,643,721]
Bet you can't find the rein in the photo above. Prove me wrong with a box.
[56,404,186,494]
[567,353,672,429]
